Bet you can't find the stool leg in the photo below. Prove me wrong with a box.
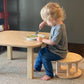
[69,63,72,69]
[66,64,71,76]
[56,62,61,74]
[75,63,78,72]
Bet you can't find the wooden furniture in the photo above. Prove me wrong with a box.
[0,0,9,30]
[56,52,83,78]
[0,30,49,79]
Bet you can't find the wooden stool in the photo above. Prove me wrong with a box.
[55,52,83,78]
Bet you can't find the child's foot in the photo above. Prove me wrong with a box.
[41,75,51,80]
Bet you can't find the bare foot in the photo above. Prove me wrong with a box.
[41,75,51,80]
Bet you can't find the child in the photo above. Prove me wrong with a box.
[34,2,68,80]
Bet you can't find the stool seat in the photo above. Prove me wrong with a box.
[55,52,83,79]
[58,52,82,63]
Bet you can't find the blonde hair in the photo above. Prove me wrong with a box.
[40,2,66,21]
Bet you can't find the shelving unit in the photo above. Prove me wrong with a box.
[0,0,9,53]
[0,0,9,30]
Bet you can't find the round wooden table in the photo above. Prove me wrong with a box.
[0,30,50,79]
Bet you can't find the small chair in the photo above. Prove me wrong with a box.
[55,52,83,78]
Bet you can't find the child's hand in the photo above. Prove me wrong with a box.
[39,23,44,29]
[39,21,46,29]
[36,37,43,42]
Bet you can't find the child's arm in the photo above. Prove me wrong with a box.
[36,37,55,45]
[42,38,55,45]
[37,27,62,45]
[39,21,49,29]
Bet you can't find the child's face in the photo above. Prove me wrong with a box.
[46,18,56,26]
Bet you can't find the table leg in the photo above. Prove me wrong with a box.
[7,46,12,60]
[27,48,34,79]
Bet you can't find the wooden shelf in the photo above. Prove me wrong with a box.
[0,12,4,19]
[0,0,9,30]
[0,12,9,19]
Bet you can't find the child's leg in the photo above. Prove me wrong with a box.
[42,56,54,78]
[34,51,42,71]
[34,47,47,71]
[41,47,63,80]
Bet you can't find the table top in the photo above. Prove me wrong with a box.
[0,30,50,48]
